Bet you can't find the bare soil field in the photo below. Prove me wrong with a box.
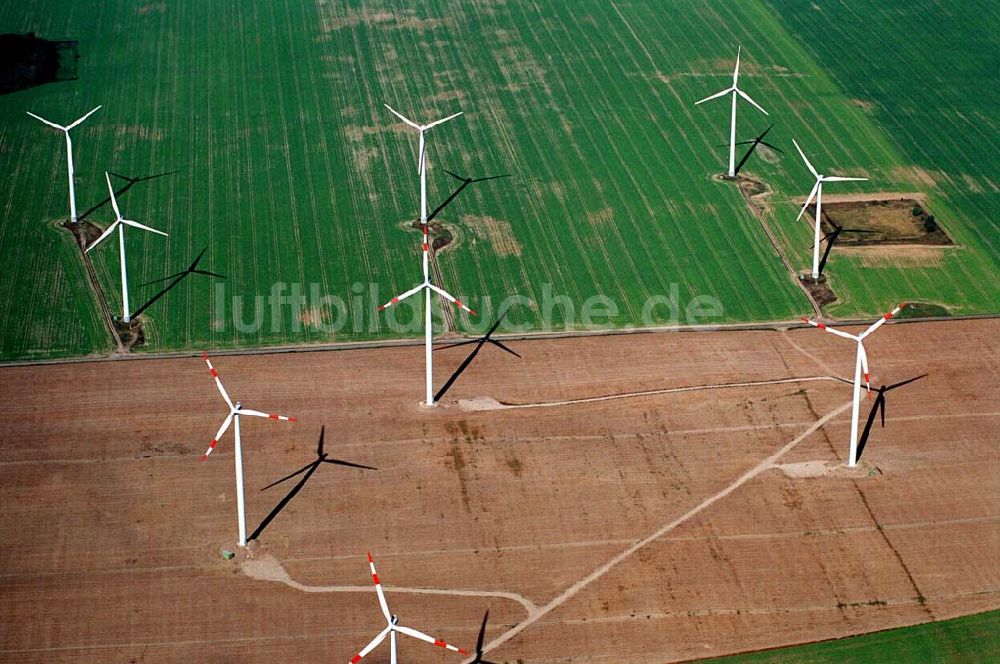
[803,198,952,247]
[0,320,997,663]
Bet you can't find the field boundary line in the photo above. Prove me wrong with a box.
[2,314,996,368]
[478,399,853,657]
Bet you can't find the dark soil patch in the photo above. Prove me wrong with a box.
[63,220,104,250]
[0,33,78,94]
[898,301,951,319]
[799,274,837,307]
[808,199,952,246]
[115,317,145,350]
[735,174,773,216]
[408,220,453,251]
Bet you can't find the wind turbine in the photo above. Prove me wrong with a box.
[85,173,168,324]
[695,47,768,178]
[792,139,869,282]
[26,105,101,224]
[201,353,296,547]
[349,552,468,663]
[383,103,462,227]
[380,104,478,406]
[801,303,905,466]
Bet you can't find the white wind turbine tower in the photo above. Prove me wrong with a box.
[26,106,101,224]
[695,47,768,178]
[201,353,296,547]
[802,303,905,466]
[380,104,476,406]
[85,172,167,323]
[793,139,869,281]
[349,552,468,663]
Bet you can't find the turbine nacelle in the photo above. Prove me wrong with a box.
[383,103,463,174]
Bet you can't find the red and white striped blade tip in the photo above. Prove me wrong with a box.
[201,439,219,461]
[433,640,467,654]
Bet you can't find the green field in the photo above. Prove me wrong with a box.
[700,610,1000,663]
[763,0,1000,319]
[0,0,997,360]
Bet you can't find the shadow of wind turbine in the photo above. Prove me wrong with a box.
[425,168,512,223]
[856,373,928,462]
[470,610,501,664]
[811,212,878,277]
[718,124,782,176]
[78,169,179,222]
[131,247,225,318]
[434,312,521,403]
[248,426,376,542]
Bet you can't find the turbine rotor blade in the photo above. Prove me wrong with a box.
[800,317,859,341]
[367,552,392,622]
[395,624,467,655]
[428,283,476,315]
[383,104,420,129]
[26,111,65,130]
[350,625,391,663]
[105,171,122,220]
[121,218,169,237]
[694,87,732,105]
[377,283,425,311]
[860,303,905,339]
[202,412,234,460]
[792,139,819,178]
[84,220,120,253]
[733,45,741,86]
[822,175,868,182]
[66,105,102,130]
[424,110,463,130]
[797,180,820,221]
[418,131,425,175]
[859,342,871,392]
[239,408,296,422]
[203,353,234,409]
[736,88,768,115]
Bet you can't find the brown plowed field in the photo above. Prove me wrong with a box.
[1,320,997,663]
